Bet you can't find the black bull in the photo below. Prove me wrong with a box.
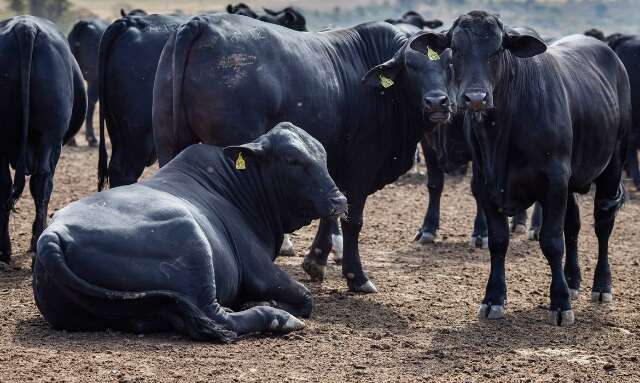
[33,124,347,341]
[419,11,630,326]
[0,16,86,263]
[153,15,453,293]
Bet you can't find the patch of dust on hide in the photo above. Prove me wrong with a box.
[217,54,257,88]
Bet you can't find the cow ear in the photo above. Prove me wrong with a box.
[503,27,546,58]
[120,8,127,17]
[223,141,270,161]
[226,4,233,13]
[422,19,443,30]
[263,7,278,16]
[362,57,402,89]
[409,31,450,55]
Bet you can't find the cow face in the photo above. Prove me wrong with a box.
[362,33,456,130]
[411,11,546,122]
[224,123,347,230]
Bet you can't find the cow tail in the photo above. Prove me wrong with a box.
[97,19,128,191]
[35,231,237,343]
[10,22,37,210]
[171,19,202,160]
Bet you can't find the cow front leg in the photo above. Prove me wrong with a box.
[279,234,295,257]
[302,218,335,281]
[241,261,313,319]
[539,182,573,326]
[477,202,509,320]
[415,144,443,244]
[470,169,488,248]
[0,157,11,264]
[339,198,376,293]
[564,193,581,299]
[85,82,99,147]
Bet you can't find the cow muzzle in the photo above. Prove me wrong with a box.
[423,94,452,124]
[328,194,348,219]
[462,90,491,123]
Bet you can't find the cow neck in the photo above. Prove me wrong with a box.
[327,23,423,192]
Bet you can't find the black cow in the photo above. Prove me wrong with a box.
[585,28,640,190]
[386,11,443,31]
[418,11,630,325]
[153,15,455,293]
[227,3,307,31]
[0,16,87,263]
[67,18,108,147]
[34,123,346,341]
[97,13,187,190]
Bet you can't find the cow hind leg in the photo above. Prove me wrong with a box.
[591,161,625,305]
[85,82,98,147]
[415,144,443,244]
[302,218,335,281]
[29,146,61,253]
[0,157,12,263]
[510,210,527,234]
[564,194,581,299]
[528,202,543,241]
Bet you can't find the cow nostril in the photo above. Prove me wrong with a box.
[439,96,449,107]
[463,92,488,110]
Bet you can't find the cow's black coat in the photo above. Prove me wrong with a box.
[418,11,630,325]
[0,16,87,262]
[34,124,346,342]
[153,15,453,292]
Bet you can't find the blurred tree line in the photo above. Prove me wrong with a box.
[7,0,71,20]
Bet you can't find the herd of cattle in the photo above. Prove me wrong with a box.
[0,3,639,341]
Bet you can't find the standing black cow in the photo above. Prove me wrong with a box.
[34,123,347,341]
[227,3,307,31]
[418,11,630,325]
[153,15,455,293]
[0,16,87,263]
[67,18,108,147]
[585,28,640,191]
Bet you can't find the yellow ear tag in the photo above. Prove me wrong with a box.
[235,152,246,170]
[379,74,394,88]
[427,46,440,61]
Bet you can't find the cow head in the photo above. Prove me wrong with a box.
[227,3,259,19]
[386,11,443,30]
[584,28,606,41]
[259,7,307,31]
[224,123,347,231]
[411,11,546,122]
[362,32,456,130]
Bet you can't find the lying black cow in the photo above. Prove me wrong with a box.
[34,123,345,341]
[153,15,454,293]
[227,3,307,31]
[67,18,108,147]
[585,28,640,190]
[0,16,86,263]
[419,11,630,325]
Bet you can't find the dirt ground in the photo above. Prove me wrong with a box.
[1,127,639,382]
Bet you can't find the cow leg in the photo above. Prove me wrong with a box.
[539,183,574,326]
[302,218,335,281]
[279,234,295,257]
[528,202,543,241]
[626,129,640,190]
[470,168,488,248]
[329,218,343,264]
[84,81,98,147]
[564,193,581,299]
[241,261,313,319]
[591,164,624,304]
[340,198,377,293]
[0,157,11,264]
[29,145,61,252]
[415,143,443,244]
[477,202,509,320]
[510,210,527,234]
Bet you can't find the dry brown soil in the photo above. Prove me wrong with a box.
[1,127,639,382]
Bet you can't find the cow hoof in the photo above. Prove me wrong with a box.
[547,309,575,326]
[87,138,98,148]
[270,315,305,333]
[528,229,540,241]
[477,304,505,319]
[348,280,378,294]
[0,261,9,272]
[302,256,326,281]
[470,236,488,249]
[591,292,613,303]
[331,234,343,264]
[66,138,78,147]
[279,236,296,257]
[512,224,526,234]
[418,232,436,244]
[570,289,580,300]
